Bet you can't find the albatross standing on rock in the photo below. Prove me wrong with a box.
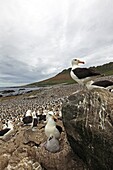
[70,59,103,86]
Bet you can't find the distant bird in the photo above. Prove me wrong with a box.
[37,114,46,123]
[22,110,33,126]
[54,109,62,120]
[2,122,8,129]
[32,111,38,131]
[86,80,113,91]
[45,112,62,139]
[44,134,60,153]
[0,120,13,139]
[38,115,46,123]
[37,109,46,123]
[70,59,103,86]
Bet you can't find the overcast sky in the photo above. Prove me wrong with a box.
[0,0,113,87]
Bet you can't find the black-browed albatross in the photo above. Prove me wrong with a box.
[45,112,62,139]
[32,111,38,131]
[70,59,103,86]
[22,110,33,126]
[86,80,113,91]
[0,120,13,139]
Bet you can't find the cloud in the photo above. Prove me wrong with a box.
[0,0,113,86]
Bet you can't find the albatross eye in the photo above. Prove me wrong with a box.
[49,136,53,140]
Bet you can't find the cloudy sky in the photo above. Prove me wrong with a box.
[0,0,113,87]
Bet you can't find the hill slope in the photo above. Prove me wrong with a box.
[26,62,113,87]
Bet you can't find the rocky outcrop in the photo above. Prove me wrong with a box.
[62,88,113,170]
[2,90,15,94]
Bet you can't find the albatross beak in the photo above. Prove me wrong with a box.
[78,60,85,64]
[52,115,58,122]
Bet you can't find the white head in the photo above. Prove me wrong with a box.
[32,111,37,118]
[46,114,57,126]
[2,123,8,129]
[71,59,85,67]
[48,111,54,116]
[7,120,13,129]
[46,111,54,121]
[26,110,32,116]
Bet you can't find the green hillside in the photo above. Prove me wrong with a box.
[26,62,113,87]
[91,62,113,75]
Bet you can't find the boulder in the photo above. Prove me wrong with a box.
[62,88,113,170]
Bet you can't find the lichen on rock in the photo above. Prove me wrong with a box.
[62,88,113,170]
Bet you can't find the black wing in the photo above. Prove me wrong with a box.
[23,116,33,124]
[56,125,62,133]
[92,80,113,87]
[0,128,10,136]
[72,68,101,79]
[38,115,46,122]
[33,118,38,127]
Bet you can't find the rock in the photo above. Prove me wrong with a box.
[26,90,32,93]
[18,88,25,91]
[24,95,37,99]
[62,88,113,170]
[7,157,43,170]
[0,154,10,169]
[23,127,45,145]
[2,90,15,94]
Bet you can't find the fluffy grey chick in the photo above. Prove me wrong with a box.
[45,134,60,153]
